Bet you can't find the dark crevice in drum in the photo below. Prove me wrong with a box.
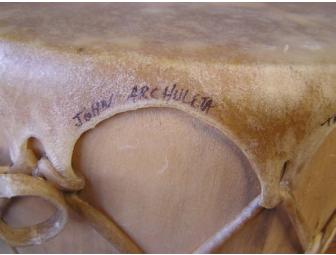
[27,137,46,161]
[280,160,290,181]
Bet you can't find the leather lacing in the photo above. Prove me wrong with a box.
[0,157,334,253]
[0,158,142,253]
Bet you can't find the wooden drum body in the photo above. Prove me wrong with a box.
[0,3,335,253]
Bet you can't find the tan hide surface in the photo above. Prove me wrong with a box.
[0,3,335,253]
[2,109,336,253]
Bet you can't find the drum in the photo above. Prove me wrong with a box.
[0,3,335,253]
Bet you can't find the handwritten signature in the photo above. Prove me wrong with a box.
[72,84,215,127]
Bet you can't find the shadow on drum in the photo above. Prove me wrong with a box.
[72,107,261,253]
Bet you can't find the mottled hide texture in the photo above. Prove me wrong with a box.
[0,3,335,253]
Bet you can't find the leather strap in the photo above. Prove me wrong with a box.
[0,174,68,246]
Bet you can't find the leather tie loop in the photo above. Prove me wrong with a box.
[0,173,68,246]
